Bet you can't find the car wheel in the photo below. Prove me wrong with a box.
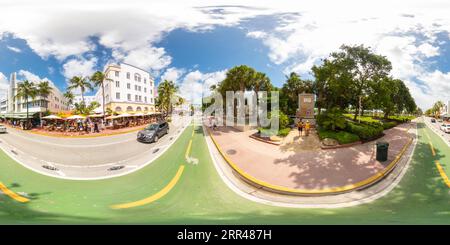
[154,136,159,142]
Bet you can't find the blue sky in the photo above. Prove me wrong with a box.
[0,0,449,109]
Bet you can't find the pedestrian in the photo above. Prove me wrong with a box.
[305,120,311,136]
[297,120,303,137]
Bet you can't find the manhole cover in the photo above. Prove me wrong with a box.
[108,166,125,171]
[226,149,237,155]
[42,165,59,171]
[11,150,18,155]
[170,137,173,140]
[153,148,159,153]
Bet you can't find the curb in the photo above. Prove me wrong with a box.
[207,125,413,196]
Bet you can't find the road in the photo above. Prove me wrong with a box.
[0,115,192,179]
[424,116,450,147]
[0,116,449,224]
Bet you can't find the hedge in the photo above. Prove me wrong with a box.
[318,129,360,144]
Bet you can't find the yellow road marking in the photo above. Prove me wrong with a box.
[435,161,450,188]
[208,127,413,194]
[111,165,185,209]
[429,141,436,156]
[0,182,29,203]
[424,131,431,141]
[185,139,193,159]
[191,127,195,137]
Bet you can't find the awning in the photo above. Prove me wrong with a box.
[65,115,86,120]
[42,115,62,119]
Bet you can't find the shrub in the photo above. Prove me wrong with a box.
[277,128,291,137]
[318,129,360,144]
[382,121,397,129]
[267,110,289,130]
[345,121,383,141]
[317,108,346,131]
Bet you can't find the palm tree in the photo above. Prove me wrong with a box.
[15,80,38,129]
[157,80,178,116]
[63,90,75,108]
[67,76,93,103]
[433,101,445,118]
[91,71,112,122]
[37,81,53,127]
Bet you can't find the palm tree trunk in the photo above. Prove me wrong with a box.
[26,98,29,130]
[102,83,106,124]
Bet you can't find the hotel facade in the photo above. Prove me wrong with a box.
[0,72,69,118]
[95,63,156,114]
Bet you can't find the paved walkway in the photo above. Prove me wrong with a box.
[209,123,414,191]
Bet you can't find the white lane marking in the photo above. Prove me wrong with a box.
[186,156,199,165]
[0,119,193,180]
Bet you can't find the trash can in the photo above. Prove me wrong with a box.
[376,142,389,162]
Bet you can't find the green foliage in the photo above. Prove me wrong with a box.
[382,121,397,129]
[316,108,346,131]
[157,80,178,115]
[345,121,383,141]
[318,129,360,144]
[267,110,289,130]
[277,128,291,137]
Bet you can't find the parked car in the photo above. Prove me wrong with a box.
[431,118,436,123]
[0,124,6,133]
[137,121,169,143]
[440,123,450,133]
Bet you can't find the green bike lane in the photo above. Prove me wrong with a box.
[0,121,449,224]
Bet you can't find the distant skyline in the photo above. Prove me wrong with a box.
[0,0,449,109]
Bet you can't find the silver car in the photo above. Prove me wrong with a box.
[0,124,7,133]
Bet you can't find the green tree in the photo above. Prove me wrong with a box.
[37,81,53,127]
[15,80,38,127]
[280,72,314,115]
[331,45,392,120]
[63,90,75,108]
[157,80,178,116]
[91,71,112,122]
[67,76,93,103]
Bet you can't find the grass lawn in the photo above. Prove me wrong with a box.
[0,122,450,224]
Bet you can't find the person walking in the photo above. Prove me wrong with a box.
[305,120,311,136]
[297,120,304,137]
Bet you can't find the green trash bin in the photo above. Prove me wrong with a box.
[376,142,389,162]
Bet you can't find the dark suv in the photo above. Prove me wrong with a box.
[137,121,169,143]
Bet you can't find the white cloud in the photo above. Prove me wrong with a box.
[17,70,57,88]
[246,31,267,39]
[7,46,21,53]
[160,67,185,83]
[178,69,227,104]
[119,46,171,72]
[62,57,97,79]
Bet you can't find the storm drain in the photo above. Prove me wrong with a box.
[108,165,125,171]
[226,149,237,155]
[42,165,59,171]
[10,150,18,155]
[153,148,160,154]
[169,137,173,140]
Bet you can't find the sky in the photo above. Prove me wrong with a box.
[0,0,449,109]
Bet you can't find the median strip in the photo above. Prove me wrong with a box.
[111,165,185,209]
[0,182,30,203]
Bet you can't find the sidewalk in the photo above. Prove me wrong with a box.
[208,123,414,192]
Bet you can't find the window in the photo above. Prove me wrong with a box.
[115,81,120,87]
[135,85,138,90]
[126,72,130,79]
[138,86,141,92]
[144,88,147,93]
[139,95,142,102]
[144,107,148,111]
[136,107,142,111]
[115,71,119,77]
[144,78,147,83]
[115,106,122,112]
[150,89,153,95]
[116,92,120,99]
[134,73,141,82]
[126,106,133,112]
[150,98,153,103]
[144,96,147,103]
[127,94,131,101]
[127,83,131,89]
[135,95,138,101]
